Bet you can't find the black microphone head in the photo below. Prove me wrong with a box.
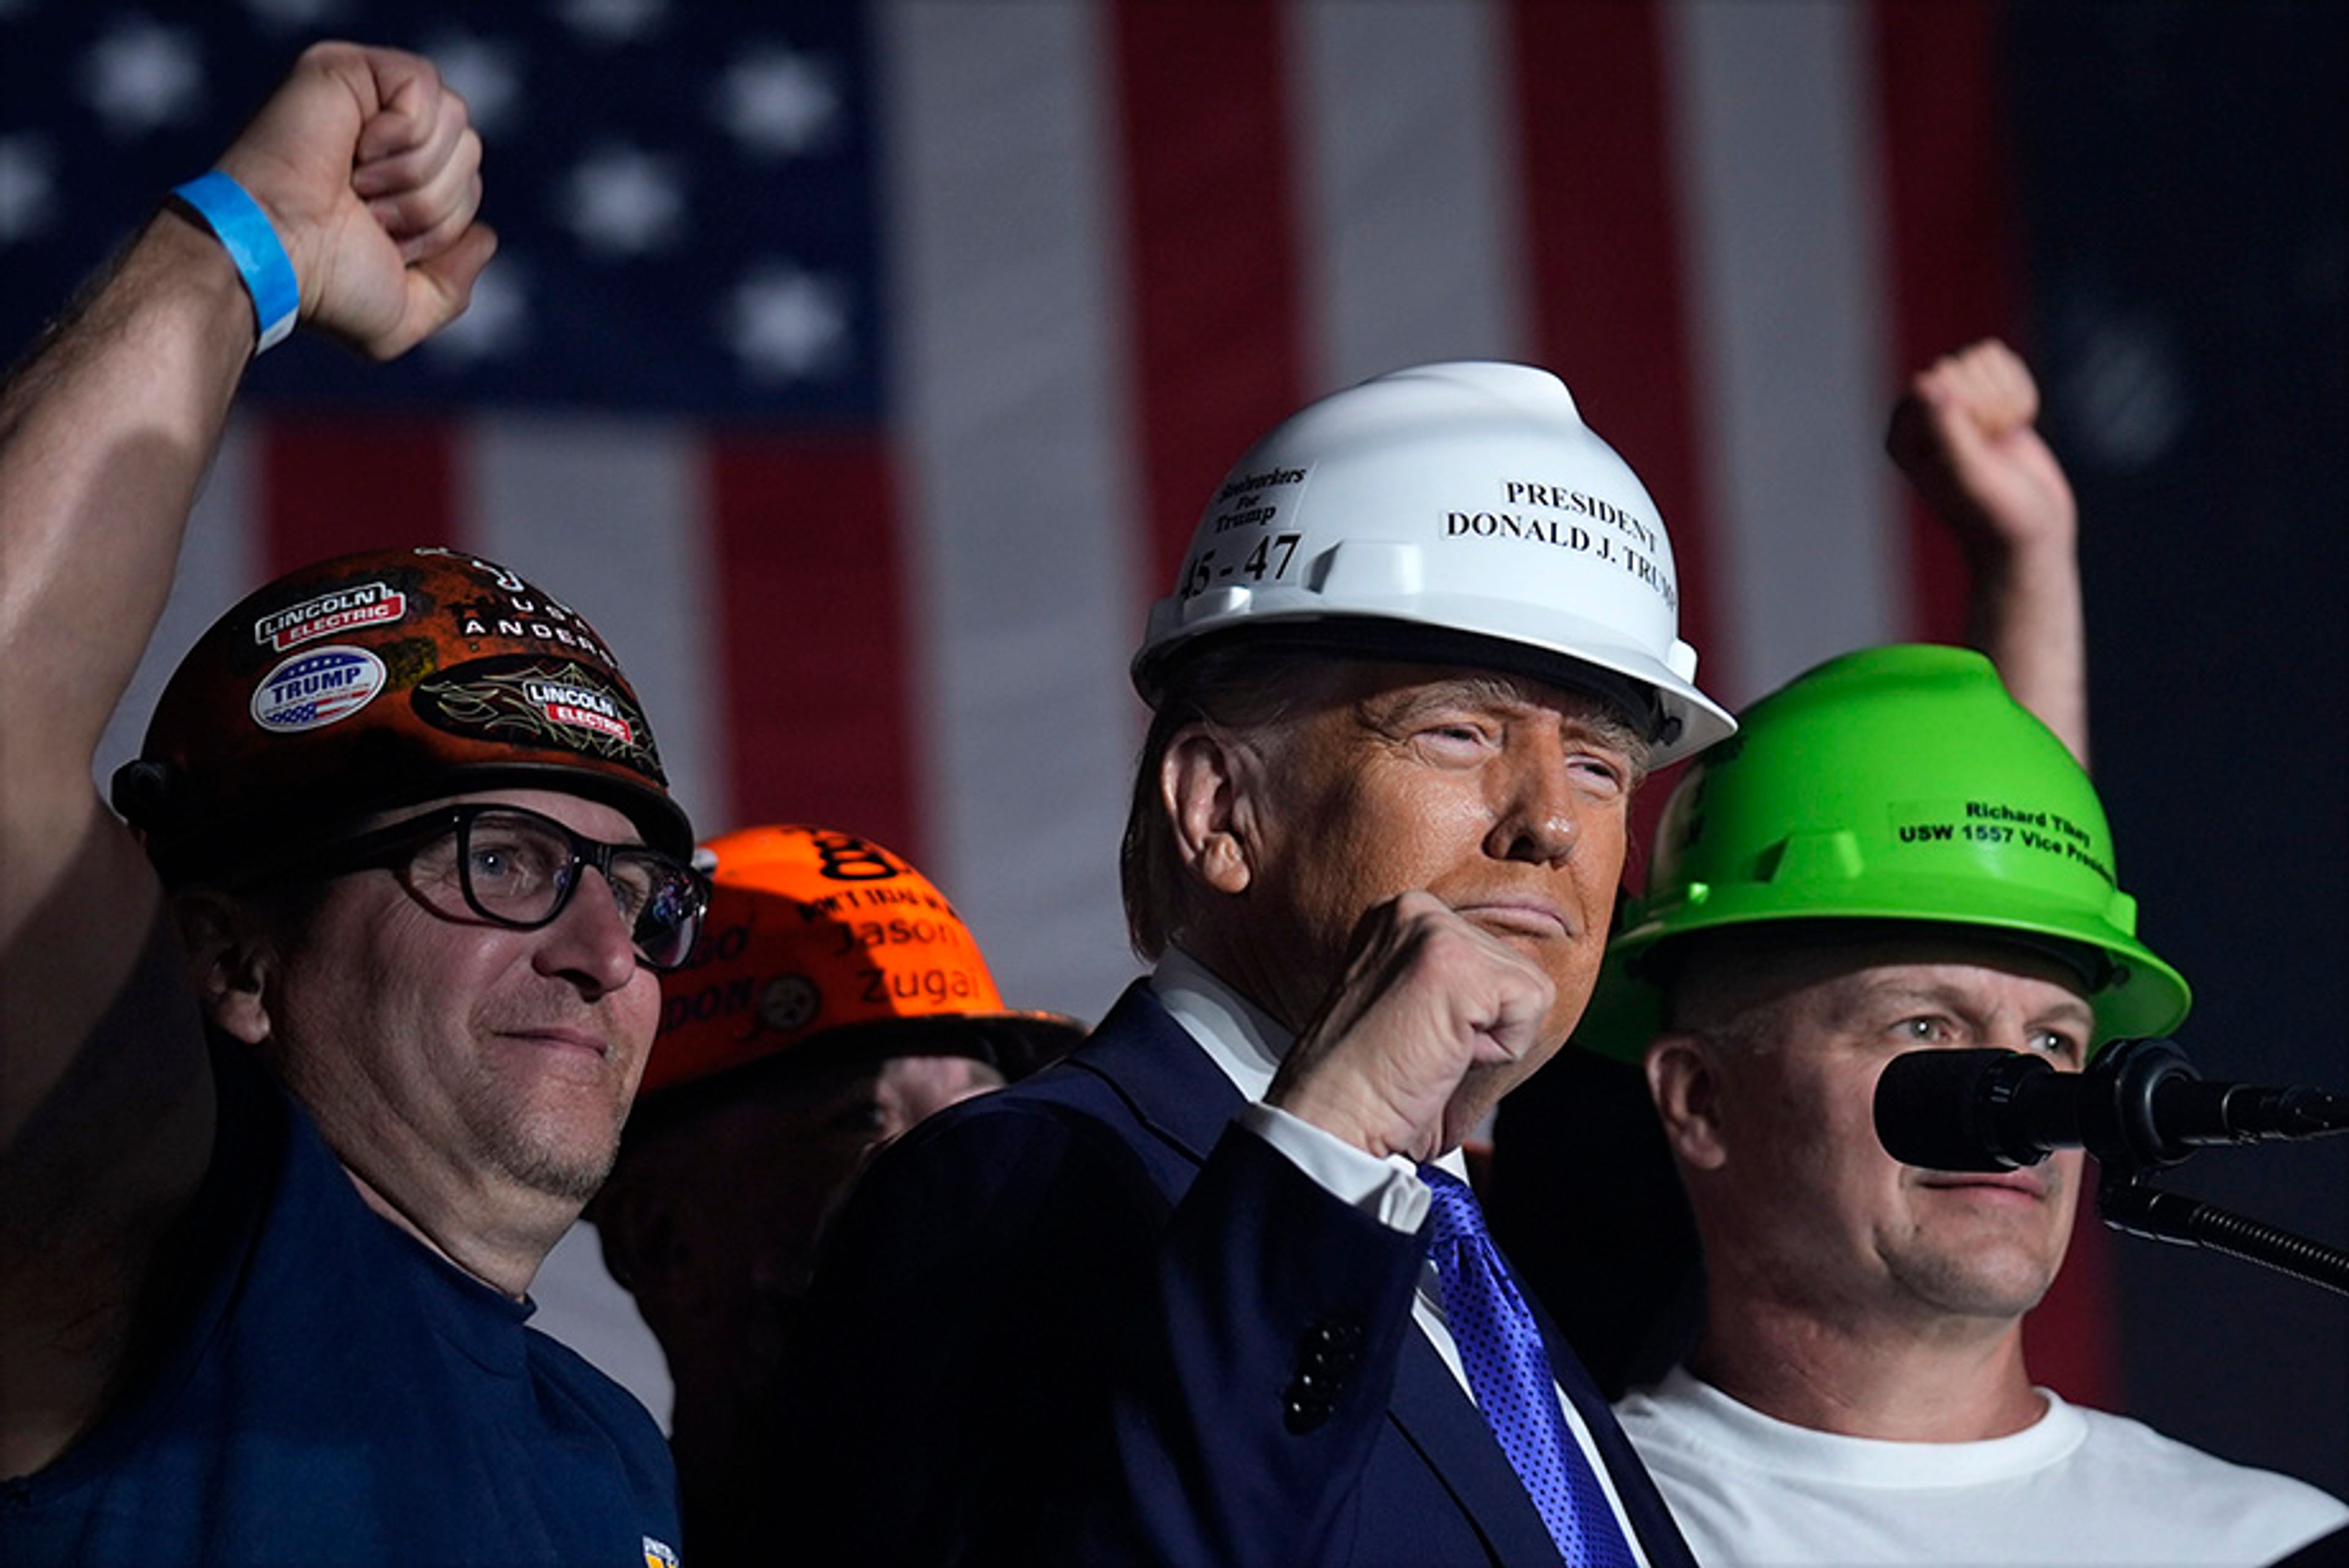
[1873,1049,2055,1172]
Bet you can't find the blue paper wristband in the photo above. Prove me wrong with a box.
[171,171,299,354]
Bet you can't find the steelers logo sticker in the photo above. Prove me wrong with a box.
[759,974,822,1033]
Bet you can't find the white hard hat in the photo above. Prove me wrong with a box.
[1132,361,1735,766]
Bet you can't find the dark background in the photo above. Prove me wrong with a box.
[2016,1,2347,1497]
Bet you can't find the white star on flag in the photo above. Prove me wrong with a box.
[82,20,206,139]
[0,134,57,246]
[727,262,848,381]
[424,259,530,369]
[561,143,686,257]
[240,0,344,34]
[717,45,839,158]
[560,0,670,48]
[425,30,524,139]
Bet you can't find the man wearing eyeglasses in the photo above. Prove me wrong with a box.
[0,45,700,1567]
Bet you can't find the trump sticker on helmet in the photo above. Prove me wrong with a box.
[249,646,387,733]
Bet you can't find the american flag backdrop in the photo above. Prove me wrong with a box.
[8,0,2341,1490]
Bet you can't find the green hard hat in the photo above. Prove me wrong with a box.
[1578,644,2190,1061]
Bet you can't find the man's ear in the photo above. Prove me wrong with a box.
[171,889,276,1046]
[1162,725,1261,898]
[1646,1034,1729,1172]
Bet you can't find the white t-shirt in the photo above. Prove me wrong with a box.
[1616,1365,2347,1567]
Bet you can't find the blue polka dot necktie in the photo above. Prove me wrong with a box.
[1420,1164,1637,1568]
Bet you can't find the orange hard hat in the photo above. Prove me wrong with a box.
[642,824,1088,1096]
[112,545,691,884]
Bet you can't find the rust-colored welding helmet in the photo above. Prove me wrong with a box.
[112,545,691,885]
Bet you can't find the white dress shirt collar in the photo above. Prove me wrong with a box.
[1148,944,1292,1103]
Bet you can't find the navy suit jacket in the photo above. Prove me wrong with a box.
[763,982,1698,1567]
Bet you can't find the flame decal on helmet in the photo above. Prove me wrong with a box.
[412,656,664,778]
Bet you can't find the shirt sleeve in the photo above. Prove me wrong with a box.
[1238,1101,1431,1232]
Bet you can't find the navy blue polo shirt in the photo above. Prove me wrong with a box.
[1,1038,682,1566]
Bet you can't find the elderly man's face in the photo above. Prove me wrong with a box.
[1230,661,1641,1106]
[1662,936,2095,1333]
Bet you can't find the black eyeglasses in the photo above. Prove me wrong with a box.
[300,804,711,971]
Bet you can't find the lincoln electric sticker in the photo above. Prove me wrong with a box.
[522,675,635,745]
[251,581,407,652]
[412,655,664,775]
[249,646,387,733]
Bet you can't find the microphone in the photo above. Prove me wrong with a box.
[1873,1038,2349,1174]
